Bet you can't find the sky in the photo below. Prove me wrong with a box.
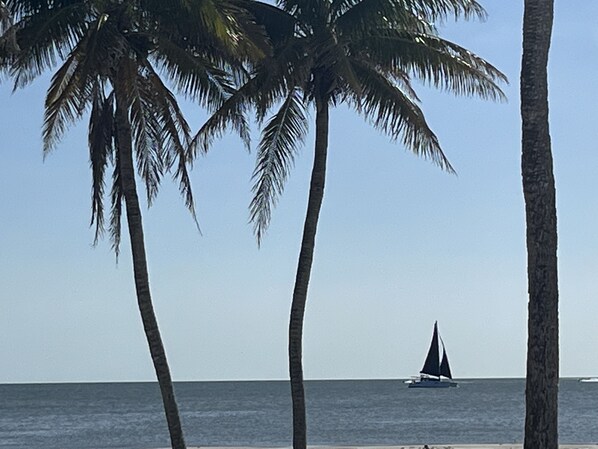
[2,2,598,384]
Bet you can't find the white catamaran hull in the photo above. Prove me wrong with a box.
[579,377,598,383]
[408,321,458,389]
[408,378,458,388]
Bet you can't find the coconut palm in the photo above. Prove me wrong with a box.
[520,1,558,449]
[1,1,264,447]
[196,1,507,447]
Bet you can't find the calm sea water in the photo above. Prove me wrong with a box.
[0,379,597,449]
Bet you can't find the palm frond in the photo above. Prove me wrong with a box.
[88,84,115,244]
[0,1,15,43]
[42,43,96,154]
[109,150,123,258]
[152,36,232,108]
[398,0,486,22]
[125,64,164,206]
[117,59,198,225]
[241,0,296,46]
[42,11,133,153]
[357,31,507,101]
[218,0,272,59]
[191,0,252,52]
[252,36,312,121]
[350,58,454,172]
[334,0,431,35]
[191,79,254,154]
[312,34,362,100]
[8,0,90,88]
[0,4,18,75]
[387,68,419,101]
[250,89,308,244]
[278,0,331,29]
[0,1,8,24]
[193,43,307,157]
[143,64,197,220]
[148,0,266,60]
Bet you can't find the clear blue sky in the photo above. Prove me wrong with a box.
[1,2,598,383]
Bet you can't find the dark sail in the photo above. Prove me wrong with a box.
[420,321,440,377]
[439,348,453,379]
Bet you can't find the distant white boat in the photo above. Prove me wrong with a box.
[579,377,598,383]
[408,321,457,388]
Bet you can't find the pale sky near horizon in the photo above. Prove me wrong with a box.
[1,2,598,384]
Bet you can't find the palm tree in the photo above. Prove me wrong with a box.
[1,1,263,447]
[520,1,558,449]
[197,1,506,448]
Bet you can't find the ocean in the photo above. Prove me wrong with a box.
[0,379,596,449]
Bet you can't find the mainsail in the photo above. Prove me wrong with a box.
[420,322,441,377]
[419,321,453,379]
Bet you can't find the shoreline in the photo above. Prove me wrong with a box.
[183,443,598,449]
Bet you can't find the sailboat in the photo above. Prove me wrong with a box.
[408,321,457,388]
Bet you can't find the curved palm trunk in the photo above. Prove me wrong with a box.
[289,97,329,449]
[520,2,558,449]
[116,96,187,449]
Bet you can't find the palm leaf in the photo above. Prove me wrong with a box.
[148,0,266,59]
[109,150,123,257]
[311,32,362,100]
[88,84,115,244]
[0,1,8,25]
[392,0,486,22]
[251,36,312,120]
[191,78,255,154]
[42,42,95,154]
[126,65,164,206]
[118,58,198,225]
[217,0,271,59]
[334,0,431,35]
[152,35,232,108]
[278,0,329,24]
[0,8,18,75]
[349,58,454,172]
[144,64,197,219]
[9,0,89,88]
[357,30,507,101]
[250,89,308,243]
[42,12,131,153]
[192,44,306,157]
[241,0,296,45]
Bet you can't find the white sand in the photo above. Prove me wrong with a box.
[185,445,598,449]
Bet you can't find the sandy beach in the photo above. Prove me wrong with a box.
[188,443,598,449]
[186,446,598,449]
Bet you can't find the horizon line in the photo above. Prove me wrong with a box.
[1,376,592,386]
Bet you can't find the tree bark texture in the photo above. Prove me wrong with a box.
[289,97,329,449]
[520,2,559,449]
[115,94,187,449]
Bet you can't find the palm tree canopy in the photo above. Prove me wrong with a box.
[1,0,268,252]
[195,0,507,243]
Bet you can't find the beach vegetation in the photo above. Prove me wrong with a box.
[0,0,266,447]
[195,0,506,448]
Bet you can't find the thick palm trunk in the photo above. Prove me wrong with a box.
[289,97,329,449]
[116,96,187,449]
[520,2,558,449]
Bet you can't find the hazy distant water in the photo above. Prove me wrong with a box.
[1,379,597,449]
